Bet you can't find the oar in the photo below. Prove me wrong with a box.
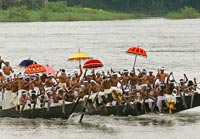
[190,92,195,108]
[62,94,65,114]
[79,89,92,123]
[20,95,28,114]
[136,87,157,113]
[172,74,188,109]
[32,87,43,112]
[118,80,135,113]
[70,96,81,114]
[47,101,50,111]
[32,93,41,111]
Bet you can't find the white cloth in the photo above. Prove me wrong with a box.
[164,94,176,104]
[34,87,40,95]
[18,89,28,105]
[2,90,15,110]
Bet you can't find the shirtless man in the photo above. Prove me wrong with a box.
[0,56,5,69]
[95,72,102,85]
[147,70,156,89]
[156,67,168,83]
[2,62,14,76]
[177,74,188,93]
[17,75,28,110]
[110,73,119,87]
[56,69,68,90]
[34,74,42,95]
[138,69,149,85]
[164,72,176,113]
[0,71,6,83]
[74,64,83,83]
[129,70,138,88]
[120,70,131,86]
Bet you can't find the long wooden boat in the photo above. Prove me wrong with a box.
[86,93,200,116]
[1,93,199,119]
[0,101,84,119]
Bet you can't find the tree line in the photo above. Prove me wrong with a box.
[67,0,200,13]
[1,0,200,14]
[0,0,49,10]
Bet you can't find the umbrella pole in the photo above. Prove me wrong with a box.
[133,54,137,69]
[79,60,81,66]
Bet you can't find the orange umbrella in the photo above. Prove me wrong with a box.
[83,59,103,69]
[24,64,46,74]
[126,46,147,69]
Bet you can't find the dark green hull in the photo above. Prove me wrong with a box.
[87,93,200,116]
[0,101,84,119]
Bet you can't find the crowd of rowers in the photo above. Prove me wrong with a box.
[0,58,199,113]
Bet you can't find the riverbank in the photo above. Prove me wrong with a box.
[0,6,137,22]
[0,3,199,22]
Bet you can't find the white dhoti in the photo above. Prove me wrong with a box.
[18,89,28,105]
[157,96,165,112]
[45,87,52,95]
[110,86,122,94]
[34,87,40,95]
[104,89,111,98]
[164,94,176,104]
[136,84,148,90]
[58,83,67,90]
[2,90,15,110]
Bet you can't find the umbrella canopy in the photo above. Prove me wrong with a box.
[126,46,147,57]
[19,59,37,67]
[24,64,46,74]
[126,46,147,69]
[83,59,103,69]
[68,48,91,65]
[44,65,56,76]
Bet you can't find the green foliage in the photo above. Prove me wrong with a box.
[166,6,199,19]
[8,6,29,21]
[40,8,48,21]
[47,1,66,12]
[180,6,199,18]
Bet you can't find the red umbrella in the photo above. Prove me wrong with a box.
[24,64,46,74]
[44,65,56,76]
[126,46,147,69]
[83,59,103,69]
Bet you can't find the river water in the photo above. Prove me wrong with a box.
[0,19,200,139]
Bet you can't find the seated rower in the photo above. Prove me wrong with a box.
[164,72,176,114]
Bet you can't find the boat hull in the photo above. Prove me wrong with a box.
[87,93,200,116]
[0,101,84,119]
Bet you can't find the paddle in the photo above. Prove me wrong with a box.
[20,93,28,114]
[118,80,135,113]
[171,74,188,109]
[79,89,92,123]
[190,92,195,108]
[136,87,157,113]
[32,93,42,111]
[62,92,66,114]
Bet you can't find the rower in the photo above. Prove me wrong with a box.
[156,67,168,83]
[147,70,156,89]
[56,69,68,91]
[2,61,14,76]
[164,72,176,113]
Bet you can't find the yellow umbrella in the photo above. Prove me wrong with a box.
[68,48,91,65]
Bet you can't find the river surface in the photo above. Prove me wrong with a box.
[0,19,200,139]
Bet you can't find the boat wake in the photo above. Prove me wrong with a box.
[68,112,81,123]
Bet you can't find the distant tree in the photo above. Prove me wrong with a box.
[2,0,12,9]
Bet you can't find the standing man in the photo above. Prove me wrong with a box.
[156,67,168,83]
[2,61,14,76]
